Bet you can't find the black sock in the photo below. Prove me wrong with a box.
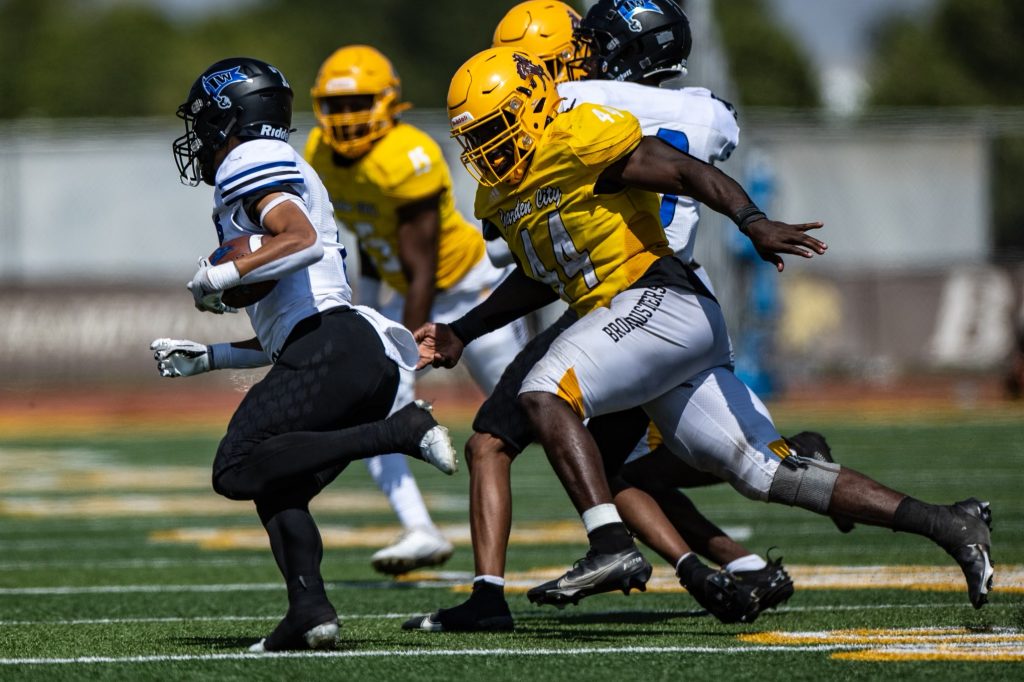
[676,554,714,589]
[470,580,506,607]
[261,505,324,584]
[587,522,634,554]
[892,497,966,551]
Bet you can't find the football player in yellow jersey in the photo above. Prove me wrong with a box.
[412,45,993,624]
[306,45,527,576]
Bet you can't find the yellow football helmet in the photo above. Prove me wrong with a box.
[492,1,585,84]
[310,45,411,158]
[448,47,560,187]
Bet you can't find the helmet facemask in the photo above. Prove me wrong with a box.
[453,93,537,187]
[173,95,236,186]
[314,89,410,159]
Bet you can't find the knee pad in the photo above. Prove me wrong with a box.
[768,455,840,513]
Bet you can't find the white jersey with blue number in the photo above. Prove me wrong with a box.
[212,139,351,359]
[557,80,740,263]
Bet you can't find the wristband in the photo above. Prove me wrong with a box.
[448,313,490,346]
[205,262,242,290]
[732,203,767,234]
[209,342,270,370]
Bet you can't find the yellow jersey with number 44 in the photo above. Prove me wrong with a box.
[475,103,671,316]
[306,122,485,294]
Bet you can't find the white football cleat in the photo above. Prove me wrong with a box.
[412,400,458,475]
[371,526,454,576]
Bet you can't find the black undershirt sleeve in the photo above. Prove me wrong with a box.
[448,265,559,344]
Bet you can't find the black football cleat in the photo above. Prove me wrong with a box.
[249,611,340,652]
[684,568,762,624]
[402,597,514,633]
[527,547,652,608]
[729,554,795,614]
[785,431,855,533]
[945,498,994,609]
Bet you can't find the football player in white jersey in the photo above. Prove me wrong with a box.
[150,58,458,652]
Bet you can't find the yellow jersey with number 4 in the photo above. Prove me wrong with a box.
[474,103,671,315]
[306,122,485,294]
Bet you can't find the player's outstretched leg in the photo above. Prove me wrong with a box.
[217,400,457,501]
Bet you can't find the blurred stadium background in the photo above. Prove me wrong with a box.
[1,0,1023,404]
[1,0,1022,675]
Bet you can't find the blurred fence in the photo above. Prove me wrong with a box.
[0,109,1022,387]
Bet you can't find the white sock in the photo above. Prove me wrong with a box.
[581,503,623,533]
[365,454,434,530]
[474,575,505,588]
[724,554,767,573]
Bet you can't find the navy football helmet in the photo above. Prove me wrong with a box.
[173,57,294,186]
[577,0,692,83]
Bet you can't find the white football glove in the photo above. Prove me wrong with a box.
[187,258,237,314]
[150,338,211,378]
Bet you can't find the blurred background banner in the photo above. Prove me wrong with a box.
[1,0,1022,398]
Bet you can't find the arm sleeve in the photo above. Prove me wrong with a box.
[449,265,558,344]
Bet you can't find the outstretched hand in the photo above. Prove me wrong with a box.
[413,322,465,370]
[744,219,826,272]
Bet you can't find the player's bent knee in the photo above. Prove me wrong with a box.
[465,431,517,472]
[517,390,566,419]
[767,456,841,513]
[212,467,260,501]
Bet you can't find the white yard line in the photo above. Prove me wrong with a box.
[0,602,1002,627]
[0,557,267,571]
[0,583,283,595]
[0,644,864,666]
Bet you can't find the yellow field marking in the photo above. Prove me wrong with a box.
[151,521,586,551]
[740,627,1024,663]
[833,647,1024,662]
[0,490,416,518]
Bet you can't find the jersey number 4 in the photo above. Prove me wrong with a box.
[519,211,599,295]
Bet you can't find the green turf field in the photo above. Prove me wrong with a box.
[1,415,1021,680]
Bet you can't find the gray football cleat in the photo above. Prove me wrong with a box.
[527,547,652,608]
[946,498,994,609]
